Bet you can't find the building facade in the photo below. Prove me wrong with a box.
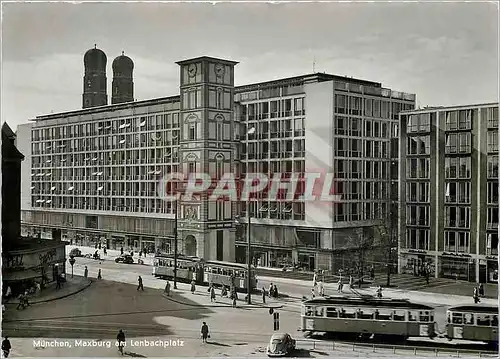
[398,104,499,283]
[18,50,415,271]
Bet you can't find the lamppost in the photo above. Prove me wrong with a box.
[173,183,179,290]
[69,255,76,278]
[242,126,256,305]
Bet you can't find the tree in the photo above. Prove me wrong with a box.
[345,228,374,287]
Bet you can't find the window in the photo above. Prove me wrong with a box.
[406,229,429,250]
[350,96,362,115]
[445,231,470,253]
[294,98,304,116]
[458,132,471,153]
[458,110,471,130]
[457,182,470,204]
[445,158,458,179]
[188,123,197,140]
[486,107,499,129]
[445,111,458,130]
[419,158,430,178]
[487,182,499,204]
[446,206,470,228]
[458,157,471,179]
[487,131,498,153]
[335,160,346,178]
[488,156,498,178]
[445,232,456,252]
[418,182,430,202]
[445,133,457,154]
[351,118,361,136]
[406,158,417,178]
[419,114,431,132]
[407,115,418,133]
[365,120,372,137]
[335,138,347,157]
[487,207,499,229]
[408,137,418,155]
[418,136,430,154]
[364,99,373,116]
[335,116,347,135]
[335,95,347,113]
[445,182,457,203]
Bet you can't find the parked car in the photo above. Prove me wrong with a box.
[267,333,296,357]
[115,255,134,264]
[69,248,82,257]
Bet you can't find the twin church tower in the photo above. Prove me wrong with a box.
[83,45,134,109]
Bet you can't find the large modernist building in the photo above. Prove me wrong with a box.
[17,47,415,271]
[398,103,499,283]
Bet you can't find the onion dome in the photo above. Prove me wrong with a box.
[112,51,134,76]
[84,45,107,70]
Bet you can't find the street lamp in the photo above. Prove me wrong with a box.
[173,184,179,290]
[244,126,255,304]
[69,255,76,278]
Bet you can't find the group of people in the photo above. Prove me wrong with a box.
[473,283,485,303]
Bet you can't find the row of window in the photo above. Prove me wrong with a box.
[334,181,391,201]
[407,136,430,155]
[335,117,392,138]
[445,133,471,154]
[404,231,499,255]
[445,157,472,179]
[334,95,413,119]
[444,231,470,253]
[444,206,471,229]
[445,182,471,204]
[334,160,391,180]
[304,306,433,322]
[407,205,430,226]
[334,138,390,158]
[444,110,473,131]
[32,130,180,154]
[406,158,430,179]
[244,98,305,120]
[31,113,181,141]
[406,113,432,133]
[406,229,430,250]
[334,202,389,222]
[406,182,430,203]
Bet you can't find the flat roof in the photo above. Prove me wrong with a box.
[175,56,239,66]
[400,102,498,114]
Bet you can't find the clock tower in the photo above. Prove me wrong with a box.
[175,56,239,261]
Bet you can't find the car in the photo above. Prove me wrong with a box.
[115,255,134,264]
[69,248,82,257]
[267,333,296,357]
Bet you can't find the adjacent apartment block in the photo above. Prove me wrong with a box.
[18,48,415,271]
[398,103,499,283]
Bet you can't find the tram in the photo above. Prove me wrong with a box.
[152,255,257,291]
[301,296,436,340]
[446,305,498,345]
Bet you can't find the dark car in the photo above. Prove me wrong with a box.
[267,333,296,357]
[115,255,134,264]
[69,248,82,257]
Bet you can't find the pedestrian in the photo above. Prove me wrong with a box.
[137,276,144,291]
[139,251,142,258]
[84,266,88,278]
[56,275,61,290]
[319,282,325,297]
[262,287,266,304]
[210,286,216,303]
[269,283,274,298]
[221,285,228,298]
[165,281,171,296]
[103,247,107,256]
[473,287,480,303]
[376,286,383,298]
[97,269,102,280]
[273,284,279,298]
[190,280,196,294]
[2,337,11,358]
[201,322,209,343]
[120,247,124,255]
[337,280,342,293]
[349,275,353,289]
[116,329,125,356]
[370,266,375,280]
[232,294,237,308]
[479,283,485,297]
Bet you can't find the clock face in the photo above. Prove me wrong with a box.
[188,64,197,77]
[215,64,225,77]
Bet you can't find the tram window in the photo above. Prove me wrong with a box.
[344,309,356,319]
[377,310,392,321]
[326,308,338,318]
[305,306,314,317]
[419,311,430,322]
[452,313,463,324]
[339,309,347,318]
[315,307,324,317]
[492,316,498,327]
[394,310,405,321]
[430,312,434,322]
[477,315,491,326]
[464,314,474,325]
[408,311,417,321]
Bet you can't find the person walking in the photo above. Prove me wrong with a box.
[190,280,196,294]
[2,337,11,358]
[97,269,102,280]
[349,275,353,289]
[479,283,485,297]
[201,322,209,343]
[103,247,107,256]
[273,284,278,298]
[56,275,61,290]
[262,287,266,304]
[137,276,144,291]
[164,281,171,296]
[376,286,383,298]
[116,329,125,356]
[120,247,124,256]
[473,287,480,303]
[269,283,274,298]
[210,286,216,303]
[84,266,88,278]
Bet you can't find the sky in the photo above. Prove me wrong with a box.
[1,1,498,130]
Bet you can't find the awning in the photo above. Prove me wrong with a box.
[2,270,43,282]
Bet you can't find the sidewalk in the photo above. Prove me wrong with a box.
[257,275,498,307]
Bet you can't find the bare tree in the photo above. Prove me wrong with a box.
[345,228,375,287]
[375,201,399,287]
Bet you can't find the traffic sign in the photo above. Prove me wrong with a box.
[273,312,280,331]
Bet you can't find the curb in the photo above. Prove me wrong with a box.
[29,279,93,304]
